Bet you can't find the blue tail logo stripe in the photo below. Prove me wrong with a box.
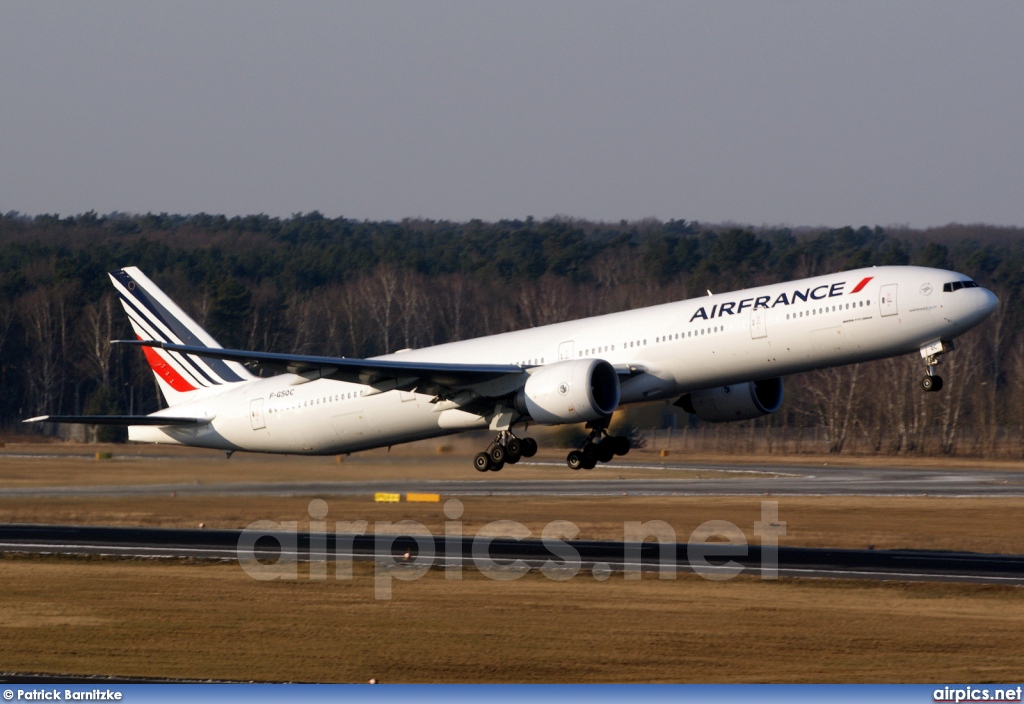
[111,270,245,384]
[117,293,222,388]
[121,304,217,389]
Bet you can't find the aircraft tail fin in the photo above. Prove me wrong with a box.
[109,267,254,406]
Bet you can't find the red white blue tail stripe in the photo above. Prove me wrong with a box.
[109,267,252,405]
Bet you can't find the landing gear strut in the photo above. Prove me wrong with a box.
[473,430,538,472]
[920,339,953,393]
[565,422,630,470]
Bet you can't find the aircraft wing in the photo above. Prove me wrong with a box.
[115,340,525,396]
[24,415,208,426]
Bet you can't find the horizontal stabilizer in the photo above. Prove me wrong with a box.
[24,415,208,426]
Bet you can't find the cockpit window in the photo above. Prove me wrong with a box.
[942,280,979,292]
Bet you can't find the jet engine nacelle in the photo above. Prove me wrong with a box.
[516,359,620,424]
[676,378,784,423]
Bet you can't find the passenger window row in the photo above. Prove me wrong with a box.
[269,390,363,414]
[576,323,735,359]
[786,300,870,320]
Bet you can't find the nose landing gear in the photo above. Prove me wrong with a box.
[473,431,538,472]
[920,339,953,393]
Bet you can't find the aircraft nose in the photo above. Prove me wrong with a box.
[978,288,999,317]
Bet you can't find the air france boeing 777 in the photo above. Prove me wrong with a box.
[27,265,997,471]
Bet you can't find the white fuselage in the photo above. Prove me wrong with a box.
[133,266,997,454]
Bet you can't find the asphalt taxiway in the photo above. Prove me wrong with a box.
[1,459,1022,498]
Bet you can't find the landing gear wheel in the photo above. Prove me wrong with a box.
[473,452,492,472]
[595,442,615,463]
[566,450,584,470]
[475,430,532,474]
[581,445,598,470]
[612,436,630,455]
[505,438,523,464]
[921,375,944,392]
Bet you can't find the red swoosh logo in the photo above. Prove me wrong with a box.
[850,276,873,293]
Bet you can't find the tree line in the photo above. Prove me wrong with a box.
[2,211,1023,455]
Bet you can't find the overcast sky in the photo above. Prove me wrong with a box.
[1,2,1022,228]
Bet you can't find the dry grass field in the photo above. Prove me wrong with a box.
[0,556,1021,683]
[0,495,1022,554]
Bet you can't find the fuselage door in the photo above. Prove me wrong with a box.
[879,284,898,317]
[750,309,767,339]
[558,340,574,361]
[250,398,266,430]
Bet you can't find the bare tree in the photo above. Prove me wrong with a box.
[799,364,862,453]
[395,270,430,349]
[319,284,349,357]
[341,280,375,357]
[514,275,575,328]
[434,274,469,343]
[246,283,284,354]
[0,304,13,356]
[936,334,981,455]
[0,303,15,420]
[361,264,402,353]
[78,294,116,387]
[980,293,1009,455]
[1009,332,1024,457]
[285,293,320,355]
[187,288,215,328]
[867,355,920,454]
[20,285,74,417]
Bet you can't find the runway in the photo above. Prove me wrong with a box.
[2,524,1022,586]
[2,459,1022,497]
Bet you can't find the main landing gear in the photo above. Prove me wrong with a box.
[566,426,630,470]
[473,431,538,472]
[920,340,954,393]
